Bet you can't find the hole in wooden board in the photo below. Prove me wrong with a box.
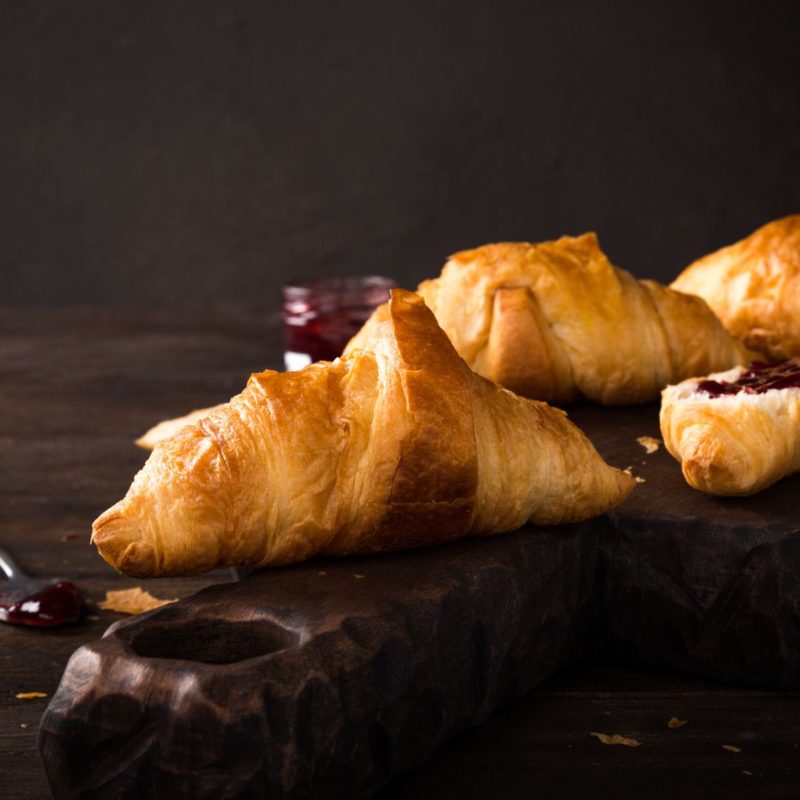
[129,617,300,664]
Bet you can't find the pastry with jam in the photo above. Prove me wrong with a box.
[661,358,800,495]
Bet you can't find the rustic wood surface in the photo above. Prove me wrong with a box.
[2,307,800,799]
[40,525,601,799]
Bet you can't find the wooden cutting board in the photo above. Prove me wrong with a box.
[38,404,800,799]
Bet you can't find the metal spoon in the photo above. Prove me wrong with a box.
[0,545,82,627]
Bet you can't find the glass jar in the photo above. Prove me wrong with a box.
[282,276,396,370]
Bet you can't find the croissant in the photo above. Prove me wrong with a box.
[92,290,634,577]
[671,215,800,360]
[415,233,751,405]
[660,359,800,496]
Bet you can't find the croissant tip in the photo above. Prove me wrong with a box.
[134,433,154,451]
[92,508,157,577]
[595,470,636,516]
[682,457,755,497]
[619,468,638,498]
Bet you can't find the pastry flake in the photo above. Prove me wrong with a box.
[622,466,646,484]
[136,405,222,450]
[98,587,177,614]
[590,732,641,747]
[637,436,661,454]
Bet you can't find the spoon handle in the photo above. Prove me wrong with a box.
[0,546,21,580]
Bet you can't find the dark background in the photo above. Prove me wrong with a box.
[2,0,798,306]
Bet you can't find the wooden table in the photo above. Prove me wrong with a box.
[1,307,798,799]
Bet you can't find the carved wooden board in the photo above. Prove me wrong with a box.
[38,404,800,798]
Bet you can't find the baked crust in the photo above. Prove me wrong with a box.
[415,233,750,405]
[671,215,800,360]
[93,290,634,577]
[660,368,800,495]
[135,405,222,450]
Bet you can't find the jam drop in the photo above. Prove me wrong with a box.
[697,358,800,397]
[0,580,82,627]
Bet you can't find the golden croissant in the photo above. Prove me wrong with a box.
[661,359,800,496]
[414,232,750,405]
[671,215,800,360]
[92,290,634,577]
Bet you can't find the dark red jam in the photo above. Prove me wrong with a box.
[697,359,800,397]
[282,276,395,369]
[0,580,82,627]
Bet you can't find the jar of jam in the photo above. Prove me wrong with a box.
[282,276,396,370]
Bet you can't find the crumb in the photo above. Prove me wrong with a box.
[98,587,176,615]
[20,723,28,728]
[15,692,47,700]
[353,574,365,579]
[317,571,327,576]
[667,717,688,729]
[590,732,641,747]
[742,770,753,776]
[722,745,742,753]
[60,533,80,542]
[637,436,661,455]
[623,466,646,483]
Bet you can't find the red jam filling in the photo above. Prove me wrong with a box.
[697,359,800,397]
[0,580,82,627]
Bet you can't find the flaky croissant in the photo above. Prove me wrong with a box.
[661,360,800,496]
[671,215,800,360]
[415,233,751,405]
[92,290,634,577]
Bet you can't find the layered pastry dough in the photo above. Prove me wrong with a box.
[415,233,751,405]
[671,215,800,360]
[93,290,634,577]
[661,361,800,496]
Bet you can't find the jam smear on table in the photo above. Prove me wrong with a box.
[697,359,800,397]
[0,580,82,627]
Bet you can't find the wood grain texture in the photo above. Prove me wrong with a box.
[382,661,800,800]
[40,528,599,799]
[3,307,800,799]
